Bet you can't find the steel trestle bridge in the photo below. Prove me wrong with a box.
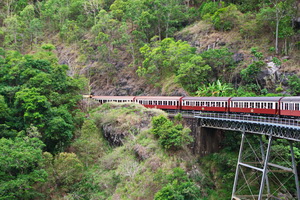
[167,110,300,200]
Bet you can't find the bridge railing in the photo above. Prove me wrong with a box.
[167,110,300,128]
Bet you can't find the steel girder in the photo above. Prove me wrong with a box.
[197,117,300,142]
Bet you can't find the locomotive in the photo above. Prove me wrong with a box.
[86,95,300,118]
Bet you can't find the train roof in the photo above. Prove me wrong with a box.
[281,96,300,102]
[231,97,282,101]
[182,97,230,101]
[92,96,135,100]
[135,96,182,100]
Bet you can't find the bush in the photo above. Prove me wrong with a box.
[240,61,265,84]
[199,2,221,19]
[154,168,201,200]
[211,4,241,31]
[288,75,300,95]
[151,115,193,150]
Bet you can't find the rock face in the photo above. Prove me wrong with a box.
[94,102,165,146]
[258,62,281,90]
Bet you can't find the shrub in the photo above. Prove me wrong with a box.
[240,61,265,84]
[288,75,300,95]
[154,168,201,200]
[211,4,241,31]
[199,2,221,19]
[41,43,55,51]
[151,115,193,150]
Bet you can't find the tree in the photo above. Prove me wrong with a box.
[176,55,211,92]
[256,0,296,54]
[41,152,83,190]
[3,15,23,50]
[137,38,198,85]
[0,49,84,152]
[196,80,234,97]
[20,5,43,48]
[83,0,104,25]
[0,136,47,199]
[200,48,234,81]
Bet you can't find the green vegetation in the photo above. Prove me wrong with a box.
[1,0,300,199]
[137,38,211,92]
[151,115,193,150]
[0,48,84,152]
[154,168,201,200]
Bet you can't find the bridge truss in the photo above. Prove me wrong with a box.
[192,112,300,200]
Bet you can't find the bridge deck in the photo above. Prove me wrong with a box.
[167,111,300,142]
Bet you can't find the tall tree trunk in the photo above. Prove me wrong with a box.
[275,10,279,54]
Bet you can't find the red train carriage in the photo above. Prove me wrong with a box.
[229,97,281,115]
[280,97,300,117]
[182,97,230,112]
[134,96,182,110]
[92,96,135,104]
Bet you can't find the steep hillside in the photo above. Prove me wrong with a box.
[1,0,300,199]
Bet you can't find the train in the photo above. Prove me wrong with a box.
[84,95,300,118]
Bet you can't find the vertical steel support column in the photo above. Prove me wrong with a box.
[231,129,246,199]
[290,141,300,200]
[259,137,271,196]
[258,135,272,200]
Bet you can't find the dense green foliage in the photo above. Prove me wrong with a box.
[288,75,300,95]
[0,136,47,199]
[151,115,193,150]
[154,168,201,200]
[0,0,300,199]
[0,47,84,198]
[137,38,211,91]
[0,48,84,152]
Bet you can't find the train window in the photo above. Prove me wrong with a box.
[187,101,190,106]
[262,103,267,109]
[163,101,167,105]
[255,102,260,108]
[216,102,220,107]
[234,102,238,107]
[196,102,200,106]
[244,102,249,108]
[295,104,299,111]
[249,102,254,108]
[158,101,162,105]
[284,103,288,110]
[175,101,178,106]
[149,101,152,105]
[289,103,294,110]
[190,101,195,106]
[239,102,243,108]
[206,102,210,107]
[211,102,215,107]
[268,103,272,109]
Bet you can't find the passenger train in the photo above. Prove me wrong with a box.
[84,95,300,118]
